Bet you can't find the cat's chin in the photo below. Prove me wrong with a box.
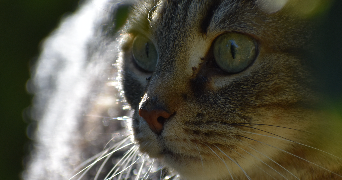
[138,141,231,179]
[162,151,238,180]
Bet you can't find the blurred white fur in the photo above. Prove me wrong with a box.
[24,0,128,179]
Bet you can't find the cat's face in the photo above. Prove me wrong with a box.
[120,0,341,179]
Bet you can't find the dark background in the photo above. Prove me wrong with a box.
[0,1,341,180]
[0,1,79,179]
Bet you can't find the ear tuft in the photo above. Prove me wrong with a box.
[256,0,288,14]
[257,0,334,18]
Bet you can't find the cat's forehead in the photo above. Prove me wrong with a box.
[153,0,245,34]
[130,0,254,34]
[128,0,304,39]
[128,0,309,52]
[124,0,313,90]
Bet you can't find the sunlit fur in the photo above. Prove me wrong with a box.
[24,0,342,180]
[122,0,342,179]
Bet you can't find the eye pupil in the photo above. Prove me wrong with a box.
[213,33,257,73]
[145,42,149,58]
[229,40,238,59]
[132,35,158,72]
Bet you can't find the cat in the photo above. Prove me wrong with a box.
[23,0,342,179]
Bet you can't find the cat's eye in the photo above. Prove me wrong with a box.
[132,35,158,72]
[213,33,257,73]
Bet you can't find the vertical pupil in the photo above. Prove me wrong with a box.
[229,40,238,59]
[145,42,150,58]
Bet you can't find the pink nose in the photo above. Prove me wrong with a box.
[139,109,171,134]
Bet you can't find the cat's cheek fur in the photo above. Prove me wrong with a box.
[132,111,163,157]
[134,107,233,180]
[163,157,234,180]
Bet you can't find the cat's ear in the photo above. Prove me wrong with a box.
[113,2,132,32]
[257,0,333,18]
[256,0,288,13]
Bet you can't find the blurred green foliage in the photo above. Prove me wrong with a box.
[113,3,132,32]
[311,0,342,101]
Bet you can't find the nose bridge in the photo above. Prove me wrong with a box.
[138,53,192,134]
[144,39,202,115]
[143,57,190,111]
[140,3,204,111]
[141,32,209,113]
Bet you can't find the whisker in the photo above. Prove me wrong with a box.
[238,127,342,162]
[104,145,137,180]
[142,159,154,179]
[103,134,133,150]
[240,135,342,178]
[234,123,312,134]
[94,149,114,180]
[75,148,109,173]
[70,141,134,180]
[74,136,131,171]
[159,168,163,180]
[230,136,288,179]
[195,143,204,168]
[94,137,132,180]
[240,135,299,179]
[84,143,135,180]
[118,148,139,179]
[205,144,234,180]
[116,147,139,180]
[135,157,145,180]
[83,114,131,121]
[214,145,251,180]
[226,144,277,180]
[107,151,141,180]
[123,149,139,179]
[76,153,105,180]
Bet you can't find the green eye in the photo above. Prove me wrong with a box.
[132,35,158,72]
[213,33,257,73]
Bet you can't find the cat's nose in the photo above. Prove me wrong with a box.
[139,109,171,134]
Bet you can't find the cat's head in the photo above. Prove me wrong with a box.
[119,0,339,179]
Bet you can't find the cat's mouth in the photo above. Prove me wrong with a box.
[161,148,176,157]
[161,146,204,163]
